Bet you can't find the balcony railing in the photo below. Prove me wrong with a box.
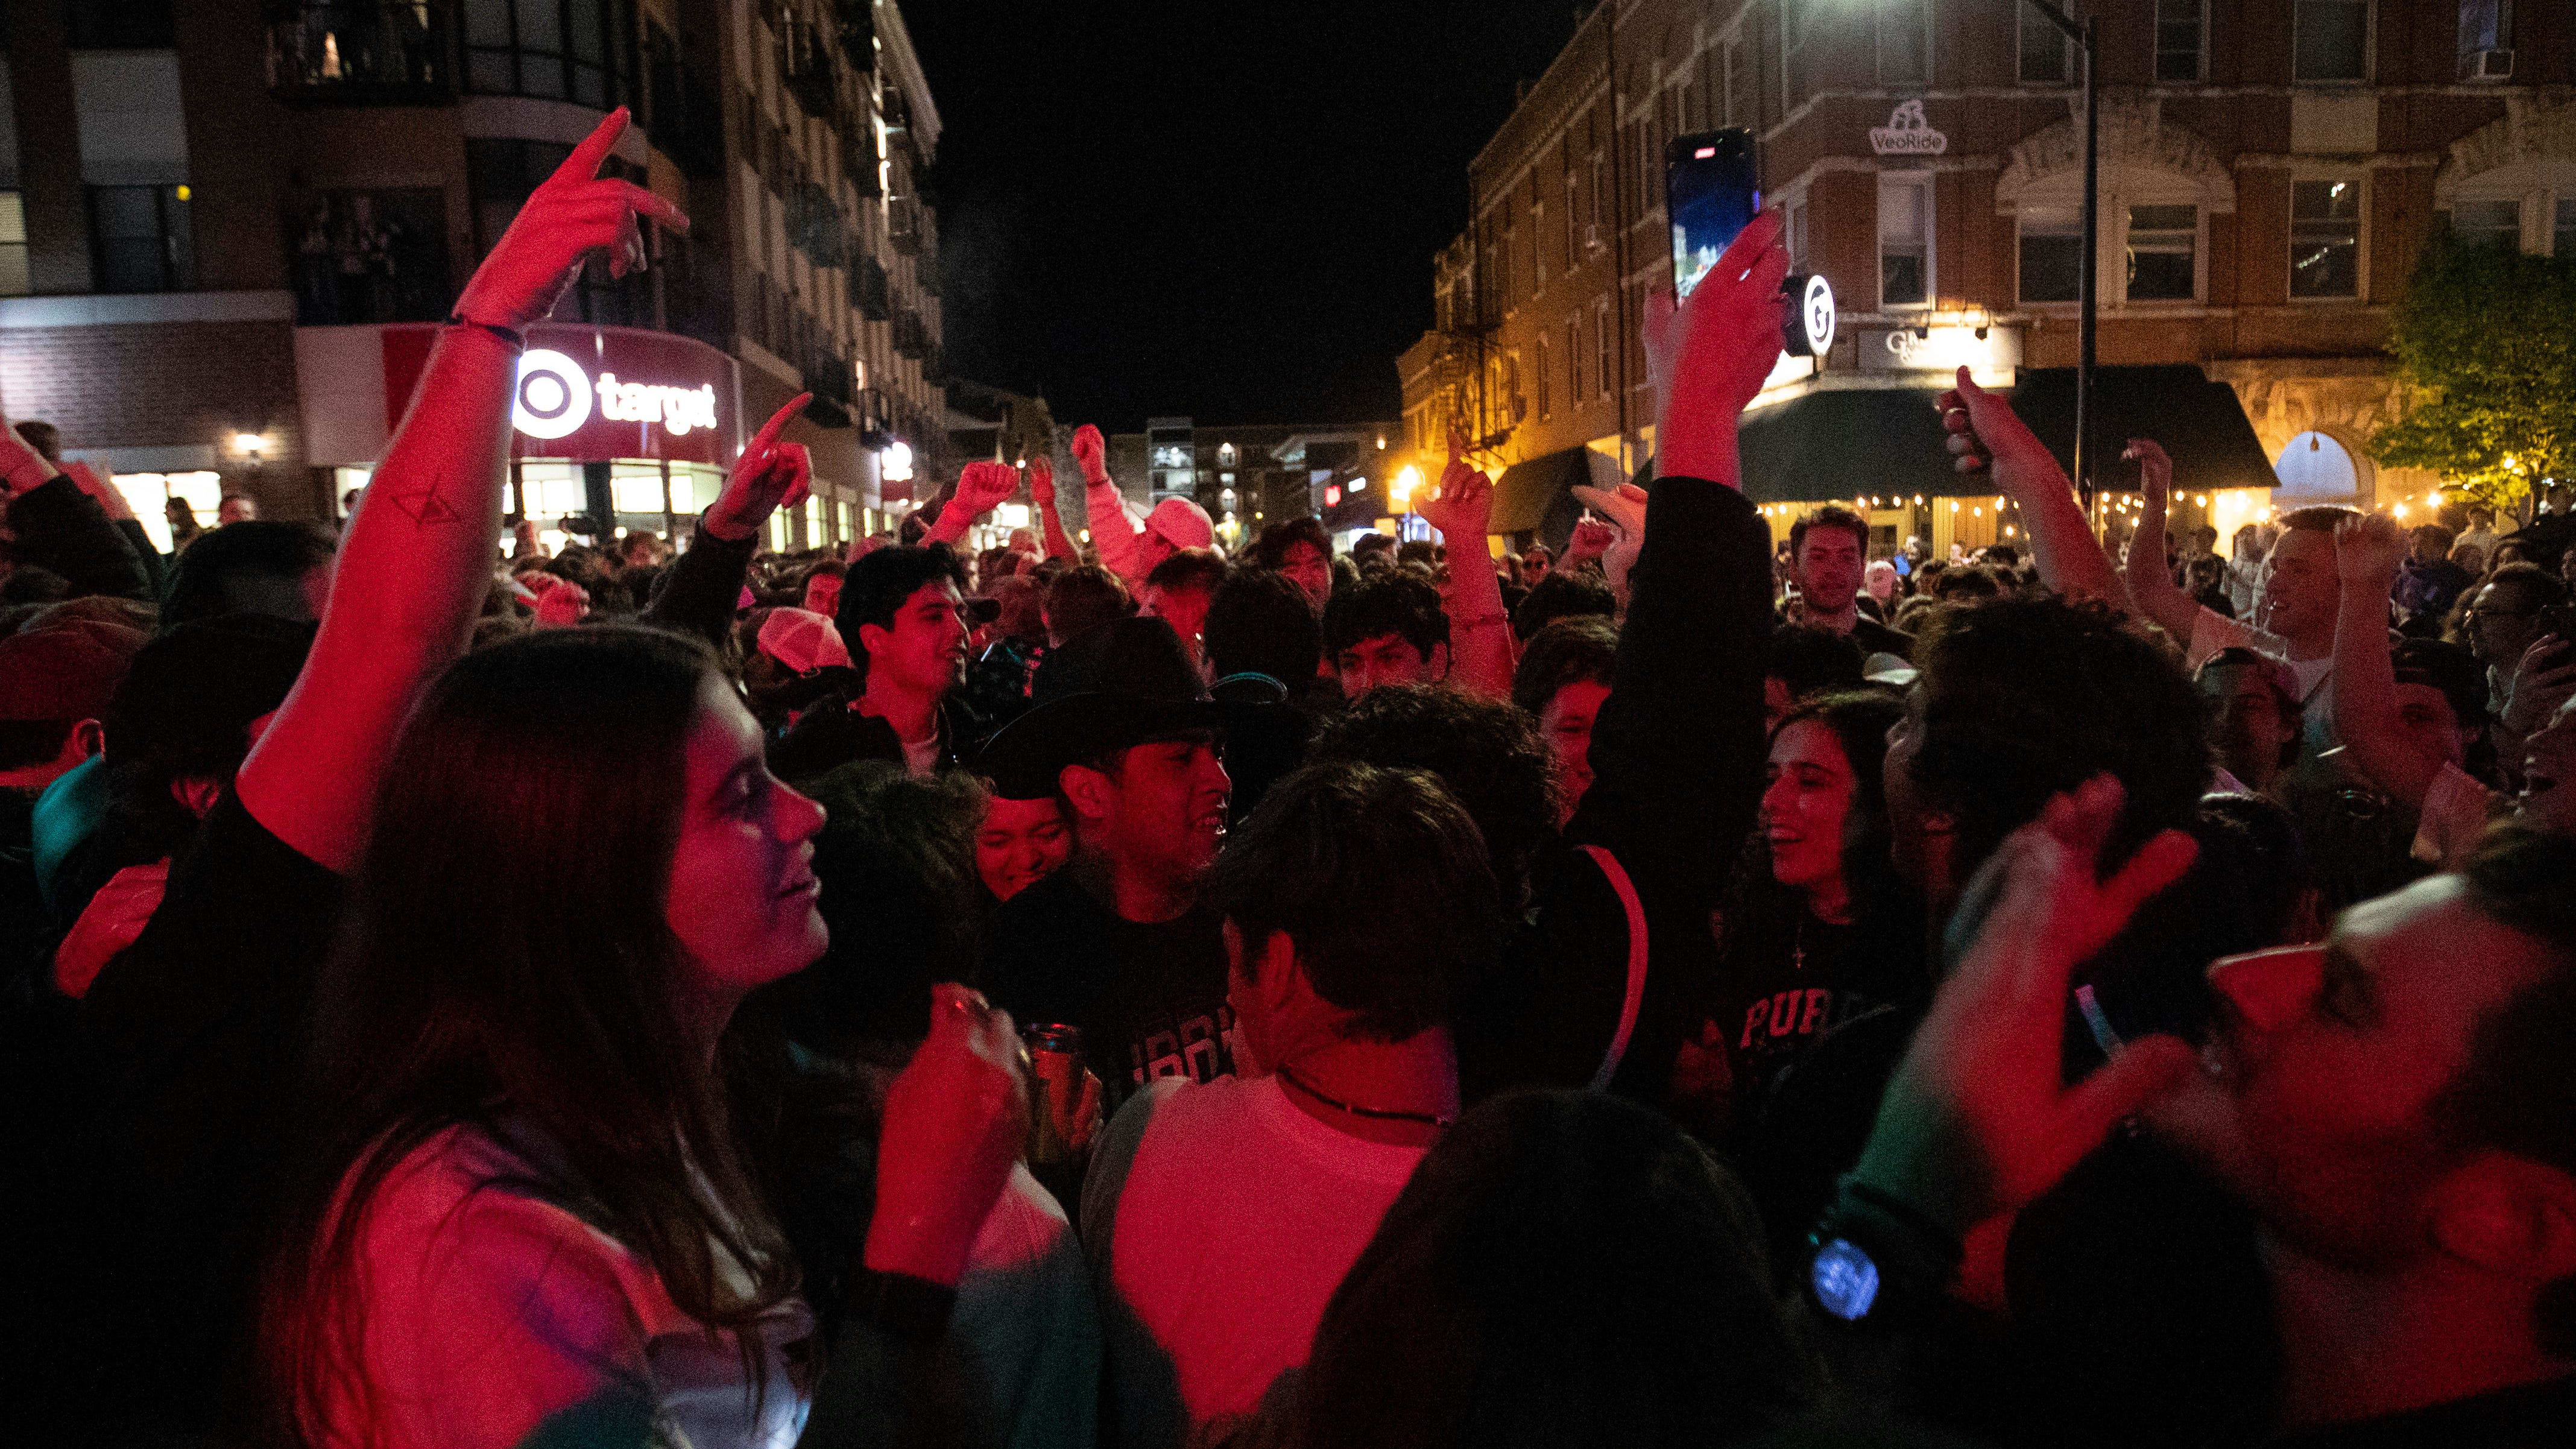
[265,2,456,104]
[887,197,922,256]
[803,348,853,428]
[855,255,891,321]
[841,121,880,198]
[778,14,838,119]
[835,0,875,74]
[892,308,927,360]
[786,182,849,269]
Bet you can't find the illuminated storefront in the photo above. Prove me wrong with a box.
[294,321,746,551]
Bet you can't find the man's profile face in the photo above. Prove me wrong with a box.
[863,580,968,698]
[1337,632,1438,699]
[1794,528,1866,614]
[803,571,843,620]
[2255,529,2338,642]
[2150,876,2557,1266]
[2464,581,2543,669]
[1084,736,1231,882]
[1141,582,1214,665]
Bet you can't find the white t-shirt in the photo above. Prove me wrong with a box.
[1082,1074,1428,1447]
[2187,607,2338,755]
[2411,761,2499,870]
[900,731,941,776]
[955,1166,1102,1449]
[333,1124,812,1449]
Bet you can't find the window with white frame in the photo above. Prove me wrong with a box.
[2125,204,2197,301]
[2457,1,2511,65]
[1880,0,1930,86]
[1880,176,1931,308]
[1533,194,1547,289]
[1787,198,1810,270]
[1536,334,1552,418]
[1567,315,1581,404]
[2449,197,2521,250]
[2294,0,2369,83]
[2020,4,2074,85]
[2290,178,2361,297]
[2155,0,2206,83]
[1591,151,1607,247]
[2019,209,2083,303]
[1782,0,1813,105]
[1564,169,1579,269]
[1596,297,1612,397]
[1501,221,1517,308]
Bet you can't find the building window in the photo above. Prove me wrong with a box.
[1878,0,1930,86]
[89,185,192,293]
[1564,170,1579,269]
[2018,210,2082,303]
[2021,4,2075,86]
[1879,176,1931,309]
[469,138,649,324]
[1787,198,1809,269]
[2293,0,2369,83]
[1567,315,1581,405]
[1723,38,1749,128]
[0,192,28,297]
[464,0,639,109]
[1500,222,1517,308]
[1591,151,1608,245]
[2290,178,2361,298]
[1596,297,1612,398]
[2559,197,2576,257]
[1781,0,1812,106]
[1533,198,1547,289]
[2450,198,2521,250]
[2156,0,2206,82]
[2124,204,2197,301]
[2457,1,2511,69]
[1536,334,1552,418]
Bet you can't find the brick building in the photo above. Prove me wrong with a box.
[0,0,948,553]
[1398,0,2576,560]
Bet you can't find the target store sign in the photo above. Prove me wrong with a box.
[379,323,742,465]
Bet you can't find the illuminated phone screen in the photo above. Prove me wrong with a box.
[1667,128,1759,298]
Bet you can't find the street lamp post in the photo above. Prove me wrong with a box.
[2019,0,2101,517]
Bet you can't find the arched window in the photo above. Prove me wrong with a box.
[2274,431,2359,500]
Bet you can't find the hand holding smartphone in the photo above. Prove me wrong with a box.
[1667,127,1828,358]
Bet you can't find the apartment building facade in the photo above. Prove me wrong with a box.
[1398,0,2574,557]
[0,0,947,553]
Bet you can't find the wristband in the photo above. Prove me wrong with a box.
[446,314,527,352]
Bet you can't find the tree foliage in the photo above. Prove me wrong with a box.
[2369,235,2576,517]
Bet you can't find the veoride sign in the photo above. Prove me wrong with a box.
[379,323,743,465]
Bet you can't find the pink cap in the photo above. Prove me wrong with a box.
[1144,496,1214,552]
[756,607,853,674]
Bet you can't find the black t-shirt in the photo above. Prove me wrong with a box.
[49,788,346,1439]
[1711,911,1918,1103]
[1849,613,1916,663]
[982,869,1235,1110]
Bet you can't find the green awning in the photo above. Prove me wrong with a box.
[1489,444,1627,537]
[2008,365,2280,493]
[1735,386,1968,504]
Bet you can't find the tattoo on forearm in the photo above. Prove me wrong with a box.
[388,476,464,526]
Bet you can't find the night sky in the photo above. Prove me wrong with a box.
[906,1,1588,432]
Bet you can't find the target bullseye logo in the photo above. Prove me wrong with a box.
[513,349,594,440]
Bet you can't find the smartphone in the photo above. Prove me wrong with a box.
[1666,128,1759,299]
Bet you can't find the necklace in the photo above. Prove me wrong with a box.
[1792,915,1807,973]
[1277,1064,1456,1128]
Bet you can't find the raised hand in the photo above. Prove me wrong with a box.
[1656,210,1790,485]
[2502,634,2576,738]
[531,576,590,628]
[1070,424,1109,485]
[2333,511,2407,590]
[701,394,813,541]
[0,409,60,497]
[1848,777,2200,1236]
[1937,368,2063,491]
[1028,455,1056,507]
[1572,479,1650,605]
[867,984,1031,1287]
[449,107,688,331]
[953,461,1019,520]
[1416,428,1492,545]
[1564,517,1617,565]
[2123,437,2174,509]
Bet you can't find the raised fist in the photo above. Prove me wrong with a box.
[1071,424,1108,484]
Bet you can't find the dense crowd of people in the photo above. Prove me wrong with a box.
[5,113,2576,1449]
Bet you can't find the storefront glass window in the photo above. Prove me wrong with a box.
[610,462,666,515]
[519,461,587,519]
[0,194,28,297]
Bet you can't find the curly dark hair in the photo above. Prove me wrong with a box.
[838,542,968,641]
[1199,761,1504,1043]
[1309,683,1557,911]
[1908,594,2210,879]
[1251,516,1331,570]
[1041,563,1135,644]
[1205,565,1322,687]
[1512,571,1616,643]
[1512,616,1618,716]
[1765,626,1866,707]
[1325,569,1450,659]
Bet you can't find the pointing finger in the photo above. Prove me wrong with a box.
[751,394,813,458]
[554,106,631,187]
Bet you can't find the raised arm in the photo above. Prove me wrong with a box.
[924,462,1018,550]
[1072,423,1147,583]
[1935,370,2124,607]
[1572,480,1649,613]
[2112,438,2202,637]
[238,109,685,872]
[1027,455,1079,561]
[1416,428,1515,698]
[643,394,811,651]
[0,428,153,601]
[2329,512,2440,808]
